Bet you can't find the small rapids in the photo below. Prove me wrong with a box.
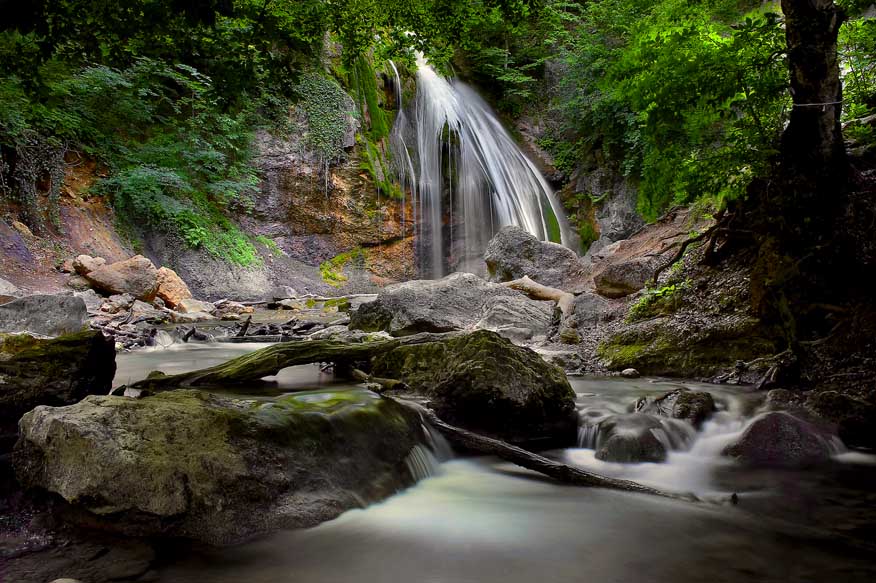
[405,423,453,482]
[111,346,876,583]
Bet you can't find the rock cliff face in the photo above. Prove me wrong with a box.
[1,124,417,302]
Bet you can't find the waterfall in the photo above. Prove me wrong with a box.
[390,58,574,278]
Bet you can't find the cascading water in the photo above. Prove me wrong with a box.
[390,58,574,278]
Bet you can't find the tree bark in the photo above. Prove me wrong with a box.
[780,0,846,184]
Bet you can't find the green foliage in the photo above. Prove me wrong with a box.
[627,281,687,323]
[319,248,367,287]
[353,56,391,139]
[555,1,788,219]
[296,72,353,162]
[839,15,876,147]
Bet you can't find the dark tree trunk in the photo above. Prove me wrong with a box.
[748,0,851,342]
[780,0,847,187]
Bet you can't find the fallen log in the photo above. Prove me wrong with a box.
[126,332,458,391]
[501,276,576,319]
[397,399,702,503]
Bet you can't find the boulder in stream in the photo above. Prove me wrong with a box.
[594,413,694,463]
[0,330,115,449]
[635,388,716,429]
[351,272,551,339]
[722,411,840,467]
[371,329,577,445]
[15,388,428,545]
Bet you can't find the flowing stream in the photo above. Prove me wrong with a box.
[391,59,574,277]
[114,345,876,582]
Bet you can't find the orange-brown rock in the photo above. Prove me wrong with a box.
[73,254,107,276]
[155,267,192,309]
[84,255,159,302]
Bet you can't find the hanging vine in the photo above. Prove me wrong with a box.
[0,131,66,233]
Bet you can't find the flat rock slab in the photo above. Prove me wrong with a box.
[0,295,87,337]
[350,272,552,338]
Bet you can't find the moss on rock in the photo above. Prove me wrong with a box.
[371,330,577,445]
[0,330,115,445]
[597,315,778,378]
[14,388,425,545]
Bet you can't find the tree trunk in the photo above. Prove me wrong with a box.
[780,0,846,184]
[749,0,850,334]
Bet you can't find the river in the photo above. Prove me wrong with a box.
[114,343,876,582]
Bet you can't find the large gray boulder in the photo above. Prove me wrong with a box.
[351,272,551,338]
[84,255,159,302]
[566,291,613,329]
[0,295,87,337]
[15,388,427,545]
[594,413,694,463]
[475,294,554,343]
[594,256,660,298]
[484,226,584,289]
[370,330,578,445]
[0,330,115,449]
[722,411,840,467]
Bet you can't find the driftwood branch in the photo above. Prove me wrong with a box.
[396,399,701,503]
[126,332,456,391]
[501,276,576,319]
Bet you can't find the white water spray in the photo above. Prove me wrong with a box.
[391,58,574,277]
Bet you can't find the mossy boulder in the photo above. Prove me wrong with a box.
[371,330,577,446]
[0,330,115,450]
[634,389,716,429]
[15,388,427,545]
[597,315,777,378]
